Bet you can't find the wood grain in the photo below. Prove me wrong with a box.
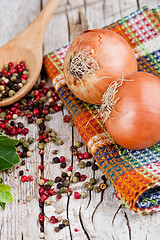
[1,0,160,239]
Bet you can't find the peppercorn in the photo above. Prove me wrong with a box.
[47,180,54,186]
[43,185,51,191]
[80,191,87,199]
[39,179,45,186]
[38,143,45,149]
[92,163,98,171]
[75,141,82,148]
[90,178,97,185]
[55,176,62,183]
[44,198,52,206]
[45,115,51,121]
[59,224,65,229]
[94,186,101,193]
[40,226,44,232]
[56,138,64,146]
[72,176,79,183]
[28,137,34,144]
[100,183,107,190]
[54,227,60,232]
[21,160,25,165]
[101,175,107,183]
[60,162,66,168]
[52,150,58,155]
[77,161,86,169]
[27,151,32,157]
[19,170,24,176]
[52,157,60,164]
[86,183,94,191]
[74,172,81,178]
[86,161,92,167]
[59,187,66,193]
[63,180,70,187]
[19,137,25,144]
[62,219,69,226]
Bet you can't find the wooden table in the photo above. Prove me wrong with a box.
[0,0,160,239]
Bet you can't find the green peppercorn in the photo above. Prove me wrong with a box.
[19,137,25,144]
[75,141,82,148]
[50,131,57,137]
[23,70,29,75]
[3,64,8,70]
[56,138,64,146]
[83,182,89,188]
[63,180,70,187]
[47,90,52,97]
[21,98,27,105]
[10,76,17,82]
[94,186,101,193]
[22,141,29,148]
[45,115,51,121]
[86,183,94,191]
[36,119,43,125]
[49,108,56,114]
[0,112,6,118]
[51,137,57,142]
[59,187,67,193]
[28,137,34,144]
[9,90,15,97]
[5,122,11,128]
[47,180,54,186]
[12,73,18,77]
[72,176,79,183]
[52,149,58,155]
[80,191,87,199]
[90,178,97,185]
[47,128,52,133]
[62,219,69,226]
[7,168,13,174]
[77,161,86,169]
[22,79,27,85]
[38,142,45,149]
[25,110,31,115]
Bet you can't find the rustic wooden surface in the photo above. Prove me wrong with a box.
[0,0,160,240]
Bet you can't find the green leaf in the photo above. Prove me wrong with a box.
[0,135,20,171]
[0,202,6,210]
[0,184,13,203]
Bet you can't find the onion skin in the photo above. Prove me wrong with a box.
[103,72,160,150]
[63,29,137,105]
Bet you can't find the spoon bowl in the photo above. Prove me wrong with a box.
[0,0,61,107]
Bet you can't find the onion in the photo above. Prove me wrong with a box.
[63,29,137,105]
[101,72,160,150]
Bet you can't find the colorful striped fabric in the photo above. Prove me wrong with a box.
[43,6,160,214]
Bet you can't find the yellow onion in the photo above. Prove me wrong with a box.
[63,29,137,105]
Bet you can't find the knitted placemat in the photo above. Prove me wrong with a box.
[43,6,160,214]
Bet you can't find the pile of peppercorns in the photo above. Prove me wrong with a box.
[0,61,28,100]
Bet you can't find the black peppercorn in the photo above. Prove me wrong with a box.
[61,172,68,179]
[59,224,65,229]
[86,161,92,167]
[53,157,60,164]
[21,160,25,165]
[57,183,63,189]
[40,226,44,232]
[74,172,81,178]
[92,163,98,171]
[19,170,24,176]
[17,122,24,128]
[43,184,51,191]
[101,175,107,183]
[39,123,46,131]
[55,176,62,183]
[60,162,66,169]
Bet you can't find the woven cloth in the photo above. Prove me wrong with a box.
[43,6,160,215]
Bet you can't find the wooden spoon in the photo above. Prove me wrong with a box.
[0,0,61,107]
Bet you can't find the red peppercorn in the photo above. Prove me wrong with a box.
[22,128,29,135]
[77,153,84,160]
[28,175,34,181]
[42,87,48,94]
[39,187,45,195]
[26,113,32,119]
[38,165,45,170]
[34,90,39,96]
[42,108,48,115]
[54,105,61,112]
[33,109,39,115]
[50,216,58,224]
[10,68,17,74]
[21,74,28,80]
[83,152,92,159]
[48,188,55,196]
[39,213,45,225]
[0,108,2,114]
[80,174,87,182]
[40,194,48,202]
[17,127,22,134]
[8,62,14,68]
[21,175,28,182]
[63,115,71,123]
[17,151,22,157]
[74,191,81,199]
[10,129,18,136]
[56,194,62,200]
[7,114,12,120]
[0,122,5,129]
[60,156,66,163]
